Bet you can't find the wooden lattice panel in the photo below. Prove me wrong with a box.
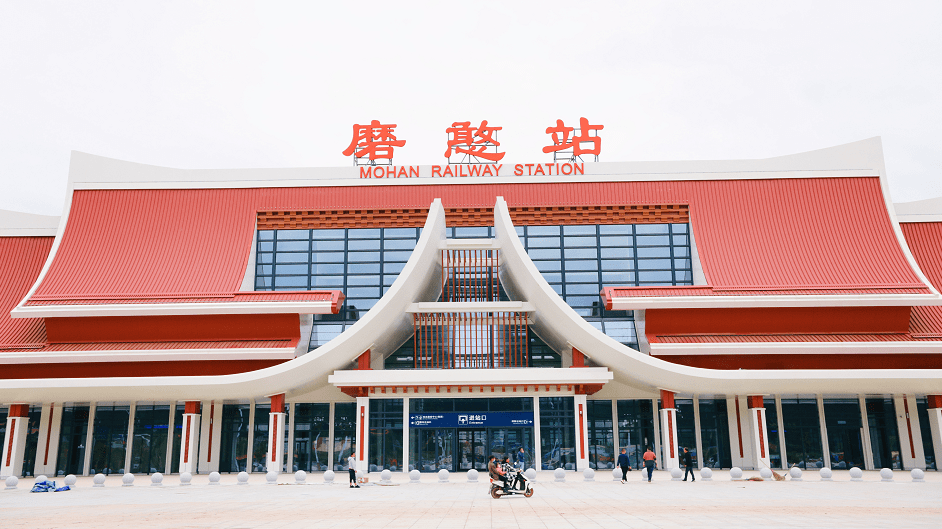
[257,204,688,229]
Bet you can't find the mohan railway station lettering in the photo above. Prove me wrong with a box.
[343,118,603,173]
[358,162,585,179]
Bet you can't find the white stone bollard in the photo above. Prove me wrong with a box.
[380,469,392,484]
[788,467,802,481]
[730,467,743,480]
[554,468,566,482]
[880,468,894,482]
[5,476,18,490]
[467,469,479,483]
[294,470,307,484]
[911,468,925,482]
[208,472,221,485]
[438,469,449,482]
[121,473,134,487]
[525,468,537,482]
[583,468,595,481]
[35,475,48,483]
[409,469,421,483]
[612,467,622,481]
[151,473,164,486]
[93,473,106,487]
[266,471,279,485]
[849,467,863,481]
[323,470,335,483]
[700,468,713,481]
[819,468,833,481]
[236,471,249,485]
[179,472,192,486]
[670,467,683,481]
[64,475,77,487]
[759,468,773,479]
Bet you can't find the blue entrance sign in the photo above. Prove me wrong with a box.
[409,411,534,428]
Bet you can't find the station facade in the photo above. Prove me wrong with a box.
[2,137,942,478]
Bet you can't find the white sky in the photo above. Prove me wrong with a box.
[1,1,940,215]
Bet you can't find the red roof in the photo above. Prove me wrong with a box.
[41,339,296,351]
[0,237,53,349]
[651,333,916,343]
[26,290,343,309]
[27,177,925,303]
[900,222,942,337]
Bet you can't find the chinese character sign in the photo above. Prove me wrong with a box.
[543,117,603,161]
[342,120,406,165]
[444,120,505,163]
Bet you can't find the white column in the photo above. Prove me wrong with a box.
[199,402,222,474]
[124,403,137,474]
[178,402,201,475]
[83,403,96,476]
[355,397,369,472]
[894,395,921,470]
[0,407,30,478]
[926,401,942,469]
[651,399,662,469]
[267,397,286,474]
[401,396,410,473]
[693,397,704,470]
[164,405,176,475]
[574,394,589,471]
[287,403,296,473]
[859,395,875,470]
[327,402,336,471]
[747,397,771,471]
[246,401,256,473]
[610,400,619,466]
[532,396,542,470]
[817,396,830,470]
[659,401,679,470]
[34,403,62,477]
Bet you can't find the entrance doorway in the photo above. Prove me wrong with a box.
[411,427,533,472]
[457,429,486,471]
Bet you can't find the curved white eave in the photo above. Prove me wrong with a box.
[607,293,942,310]
[0,200,447,403]
[329,367,613,387]
[11,301,338,318]
[650,341,942,356]
[492,196,942,396]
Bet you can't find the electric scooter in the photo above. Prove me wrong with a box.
[489,467,534,498]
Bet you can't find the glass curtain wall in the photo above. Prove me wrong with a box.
[369,399,403,471]
[698,399,732,468]
[56,406,90,476]
[764,400,782,469]
[586,400,614,469]
[781,398,823,469]
[676,399,697,466]
[130,404,171,474]
[89,405,130,475]
[539,397,576,470]
[252,404,271,472]
[866,398,902,469]
[334,402,357,470]
[218,404,250,473]
[822,399,865,469]
[293,403,330,472]
[617,399,655,469]
[916,398,937,470]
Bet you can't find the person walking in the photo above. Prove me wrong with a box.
[515,447,526,470]
[616,448,632,483]
[642,446,656,482]
[348,448,359,488]
[682,447,695,482]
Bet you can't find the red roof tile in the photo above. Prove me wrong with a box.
[0,237,53,349]
[900,222,942,337]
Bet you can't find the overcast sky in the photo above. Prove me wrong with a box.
[1,1,940,215]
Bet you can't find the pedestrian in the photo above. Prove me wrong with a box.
[515,446,526,470]
[642,446,656,482]
[616,448,632,483]
[682,447,695,482]
[348,448,359,488]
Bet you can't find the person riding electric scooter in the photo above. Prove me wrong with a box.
[488,455,534,498]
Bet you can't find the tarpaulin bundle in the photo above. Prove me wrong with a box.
[30,479,69,492]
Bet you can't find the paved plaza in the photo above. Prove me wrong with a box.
[1,469,940,528]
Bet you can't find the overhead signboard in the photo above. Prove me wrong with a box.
[409,411,535,428]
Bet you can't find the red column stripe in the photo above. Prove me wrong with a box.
[903,397,916,459]
[208,403,214,462]
[183,415,191,464]
[668,411,675,458]
[5,418,16,466]
[43,403,54,465]
[578,404,586,460]
[757,409,766,458]
[735,398,744,458]
[271,414,279,462]
[359,406,365,461]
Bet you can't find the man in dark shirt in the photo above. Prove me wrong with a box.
[682,447,695,481]
[488,456,509,492]
[616,448,632,483]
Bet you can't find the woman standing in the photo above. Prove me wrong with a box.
[642,447,656,482]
